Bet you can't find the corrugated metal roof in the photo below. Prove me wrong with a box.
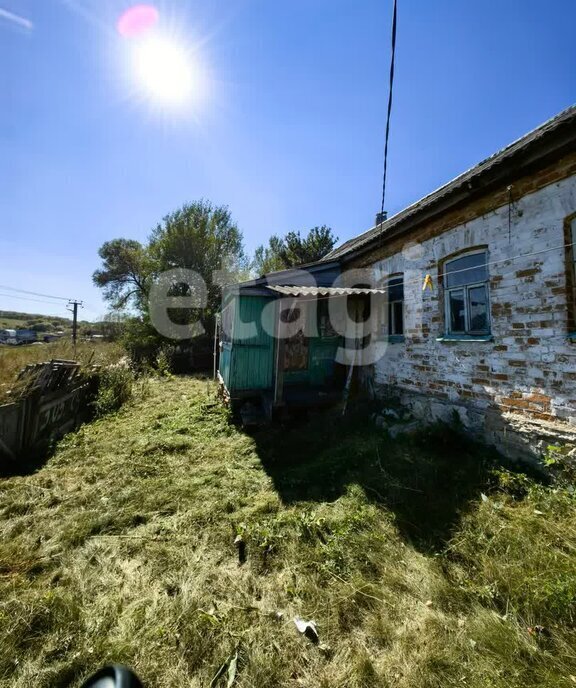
[327,104,576,261]
[268,286,387,296]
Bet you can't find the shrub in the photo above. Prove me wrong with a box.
[121,318,163,369]
[120,318,206,375]
[93,362,134,417]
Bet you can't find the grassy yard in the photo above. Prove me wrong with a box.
[0,341,124,401]
[0,377,575,687]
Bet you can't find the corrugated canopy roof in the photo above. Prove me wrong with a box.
[268,286,387,296]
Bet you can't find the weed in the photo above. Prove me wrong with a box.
[0,377,574,687]
[92,362,134,417]
[0,341,124,402]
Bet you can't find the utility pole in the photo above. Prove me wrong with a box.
[67,300,83,348]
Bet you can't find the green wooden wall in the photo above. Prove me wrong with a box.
[284,336,340,387]
[221,294,342,395]
[227,295,275,393]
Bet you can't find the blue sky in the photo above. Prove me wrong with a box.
[1,0,574,320]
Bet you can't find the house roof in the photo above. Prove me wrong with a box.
[232,260,340,288]
[326,104,576,262]
[223,260,342,297]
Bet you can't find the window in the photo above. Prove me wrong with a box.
[387,275,404,336]
[571,217,576,303]
[567,216,576,336]
[443,251,490,335]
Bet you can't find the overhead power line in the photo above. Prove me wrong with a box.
[0,292,71,307]
[276,239,576,297]
[379,0,398,223]
[385,238,576,291]
[0,284,70,301]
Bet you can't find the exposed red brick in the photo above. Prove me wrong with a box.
[516,268,541,278]
[501,398,531,409]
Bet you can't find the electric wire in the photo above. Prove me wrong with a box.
[1,238,573,316]
[266,239,576,295]
[0,292,72,307]
[373,238,576,290]
[0,284,69,301]
[379,0,398,226]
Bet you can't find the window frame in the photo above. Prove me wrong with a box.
[565,213,576,338]
[384,274,404,339]
[570,217,576,317]
[443,249,491,337]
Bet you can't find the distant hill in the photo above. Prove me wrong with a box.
[0,310,98,334]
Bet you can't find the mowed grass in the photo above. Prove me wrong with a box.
[0,377,575,687]
[0,341,124,401]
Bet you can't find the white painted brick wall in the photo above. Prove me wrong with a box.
[367,175,576,448]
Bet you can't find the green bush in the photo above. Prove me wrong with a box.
[93,363,134,417]
[121,317,163,369]
[119,316,210,374]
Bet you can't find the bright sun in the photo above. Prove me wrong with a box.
[132,35,195,106]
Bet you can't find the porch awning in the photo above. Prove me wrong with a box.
[268,285,387,297]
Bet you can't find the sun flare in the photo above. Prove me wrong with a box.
[131,35,195,106]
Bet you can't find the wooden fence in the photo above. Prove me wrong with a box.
[0,359,96,463]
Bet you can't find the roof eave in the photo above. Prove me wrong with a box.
[331,106,576,263]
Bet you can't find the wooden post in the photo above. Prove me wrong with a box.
[273,300,286,406]
[213,315,220,380]
[341,298,364,415]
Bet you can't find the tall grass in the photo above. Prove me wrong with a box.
[0,377,574,687]
[0,341,124,402]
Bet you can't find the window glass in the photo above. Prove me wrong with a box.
[445,252,487,288]
[389,300,404,335]
[468,285,489,333]
[386,275,404,336]
[449,289,466,332]
[388,276,403,301]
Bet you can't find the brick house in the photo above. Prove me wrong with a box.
[326,105,576,458]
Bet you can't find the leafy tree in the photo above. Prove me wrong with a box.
[93,201,247,348]
[93,239,150,310]
[148,200,247,326]
[27,321,54,333]
[98,312,130,341]
[252,235,286,275]
[252,225,337,276]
